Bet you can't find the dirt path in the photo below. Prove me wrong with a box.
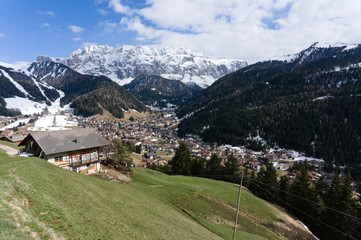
[0,144,19,156]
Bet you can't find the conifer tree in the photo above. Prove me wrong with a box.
[279,175,288,203]
[206,154,222,176]
[248,170,257,193]
[320,171,359,240]
[224,154,240,182]
[357,182,361,239]
[289,166,319,227]
[191,157,207,176]
[257,162,279,203]
[315,175,329,201]
[169,142,192,175]
[112,139,132,164]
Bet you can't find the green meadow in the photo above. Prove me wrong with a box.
[0,149,312,239]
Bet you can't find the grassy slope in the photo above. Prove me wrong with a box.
[0,150,313,240]
[0,141,21,150]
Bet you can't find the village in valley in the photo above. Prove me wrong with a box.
[0,106,326,182]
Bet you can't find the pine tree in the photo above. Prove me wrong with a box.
[315,175,329,201]
[206,154,222,176]
[279,175,288,203]
[289,166,319,228]
[340,171,360,239]
[248,170,257,193]
[320,171,360,240]
[191,157,207,176]
[357,182,361,239]
[112,139,132,164]
[169,142,192,175]
[256,162,279,203]
[224,154,240,183]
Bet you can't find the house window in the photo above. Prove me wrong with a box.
[81,154,91,161]
[55,156,63,162]
[90,152,98,159]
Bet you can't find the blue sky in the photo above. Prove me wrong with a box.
[0,0,144,62]
[0,0,360,63]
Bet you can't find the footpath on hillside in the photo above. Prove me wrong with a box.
[0,144,19,156]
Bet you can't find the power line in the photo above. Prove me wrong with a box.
[246,176,361,222]
[152,168,360,238]
[191,173,361,222]
[252,180,358,240]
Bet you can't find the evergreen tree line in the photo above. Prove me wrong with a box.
[147,142,242,183]
[246,162,361,240]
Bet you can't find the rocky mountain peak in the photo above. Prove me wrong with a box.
[46,44,247,88]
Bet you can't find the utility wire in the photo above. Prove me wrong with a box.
[191,173,361,222]
[252,180,358,240]
[153,169,360,238]
[246,176,361,222]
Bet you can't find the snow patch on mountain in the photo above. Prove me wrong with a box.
[271,42,360,63]
[4,96,47,115]
[0,61,32,74]
[28,114,77,132]
[313,95,332,101]
[0,118,32,131]
[0,69,31,98]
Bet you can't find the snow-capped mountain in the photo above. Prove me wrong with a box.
[0,62,62,116]
[41,45,247,88]
[271,42,360,64]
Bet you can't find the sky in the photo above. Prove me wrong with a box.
[0,0,360,64]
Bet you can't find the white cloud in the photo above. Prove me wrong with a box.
[109,0,361,63]
[40,23,50,28]
[108,0,132,14]
[97,8,108,15]
[73,37,82,41]
[37,10,55,16]
[0,33,5,38]
[98,21,118,33]
[68,25,85,33]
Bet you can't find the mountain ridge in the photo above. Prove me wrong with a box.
[40,44,247,88]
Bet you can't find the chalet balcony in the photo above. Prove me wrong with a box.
[69,152,100,167]
[69,158,100,167]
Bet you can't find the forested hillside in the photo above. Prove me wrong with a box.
[177,43,361,172]
[124,74,202,107]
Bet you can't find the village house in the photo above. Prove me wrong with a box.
[19,128,109,174]
[143,152,160,161]
[0,134,27,145]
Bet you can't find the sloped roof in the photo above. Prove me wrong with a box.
[0,134,26,143]
[20,128,109,155]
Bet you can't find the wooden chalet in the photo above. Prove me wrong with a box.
[0,134,26,145]
[19,128,109,174]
